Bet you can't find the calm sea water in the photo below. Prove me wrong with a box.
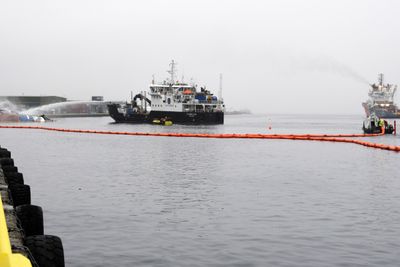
[1,114,400,267]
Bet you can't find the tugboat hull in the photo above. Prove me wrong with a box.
[107,103,149,123]
[0,114,20,122]
[362,102,400,118]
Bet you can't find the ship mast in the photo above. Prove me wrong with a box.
[167,60,177,84]
[378,73,384,86]
[219,73,223,100]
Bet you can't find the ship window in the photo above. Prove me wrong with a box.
[167,98,171,104]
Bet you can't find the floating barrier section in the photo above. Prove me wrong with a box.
[0,125,399,152]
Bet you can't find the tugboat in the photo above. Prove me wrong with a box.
[0,109,19,122]
[362,74,400,118]
[108,60,225,124]
[362,113,394,134]
[0,109,52,123]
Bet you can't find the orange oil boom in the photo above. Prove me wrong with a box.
[0,125,398,152]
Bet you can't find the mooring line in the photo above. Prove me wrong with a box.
[0,125,398,152]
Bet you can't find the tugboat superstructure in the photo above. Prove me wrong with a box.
[362,74,400,118]
[108,60,225,124]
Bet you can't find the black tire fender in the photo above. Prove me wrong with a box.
[0,158,14,167]
[9,184,31,207]
[16,205,44,236]
[25,235,65,267]
[2,165,19,174]
[0,148,11,158]
[5,172,24,185]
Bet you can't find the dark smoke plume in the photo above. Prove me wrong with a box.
[290,55,370,84]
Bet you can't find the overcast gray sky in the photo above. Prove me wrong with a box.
[1,0,399,114]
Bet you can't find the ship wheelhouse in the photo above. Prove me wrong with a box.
[149,82,224,113]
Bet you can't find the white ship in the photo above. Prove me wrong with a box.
[362,74,400,118]
[108,60,225,124]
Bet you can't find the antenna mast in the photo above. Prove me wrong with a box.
[167,60,177,84]
[219,73,223,100]
[378,73,384,86]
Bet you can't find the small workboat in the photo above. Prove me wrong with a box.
[362,114,394,134]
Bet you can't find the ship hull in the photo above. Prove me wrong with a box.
[150,110,224,125]
[107,103,149,123]
[362,102,400,118]
[0,114,20,122]
[108,104,224,125]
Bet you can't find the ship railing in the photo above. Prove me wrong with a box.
[196,100,222,104]
[183,107,223,113]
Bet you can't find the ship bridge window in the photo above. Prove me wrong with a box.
[167,98,171,104]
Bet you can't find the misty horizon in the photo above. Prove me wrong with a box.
[1,0,399,115]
